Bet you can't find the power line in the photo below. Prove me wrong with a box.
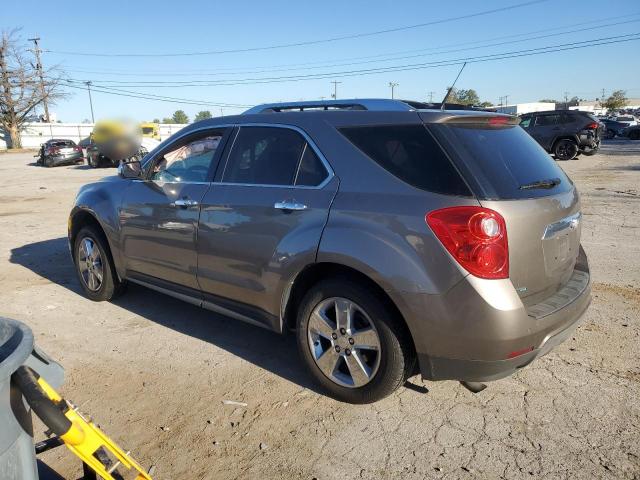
[62,82,250,108]
[59,33,640,88]
[44,0,548,57]
[55,15,640,79]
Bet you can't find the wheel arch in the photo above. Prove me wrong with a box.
[282,262,418,362]
[69,207,122,280]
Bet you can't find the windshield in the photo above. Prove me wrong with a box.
[142,127,155,134]
[51,141,75,147]
[429,124,572,200]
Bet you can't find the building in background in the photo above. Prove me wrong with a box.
[495,102,555,115]
[569,99,640,116]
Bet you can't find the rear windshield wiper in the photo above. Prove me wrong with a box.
[519,178,561,190]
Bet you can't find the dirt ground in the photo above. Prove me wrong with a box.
[1,142,638,480]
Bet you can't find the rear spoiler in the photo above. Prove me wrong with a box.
[439,115,519,126]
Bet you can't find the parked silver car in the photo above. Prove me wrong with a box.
[68,99,591,403]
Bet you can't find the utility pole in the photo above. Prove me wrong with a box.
[330,81,342,99]
[427,91,435,103]
[563,91,569,109]
[388,82,399,99]
[85,81,95,123]
[28,36,50,122]
[503,94,509,106]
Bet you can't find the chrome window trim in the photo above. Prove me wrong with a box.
[139,122,335,189]
[217,123,335,190]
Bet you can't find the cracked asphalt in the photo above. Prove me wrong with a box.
[0,140,638,479]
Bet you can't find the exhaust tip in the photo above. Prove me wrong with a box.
[460,381,487,393]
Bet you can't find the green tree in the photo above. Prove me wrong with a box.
[161,117,173,124]
[539,98,559,104]
[194,110,212,122]
[602,90,628,112]
[478,101,494,108]
[152,118,160,123]
[451,88,480,106]
[172,110,189,124]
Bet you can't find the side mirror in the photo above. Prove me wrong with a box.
[118,160,142,179]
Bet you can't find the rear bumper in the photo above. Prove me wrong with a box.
[49,153,84,165]
[402,246,591,382]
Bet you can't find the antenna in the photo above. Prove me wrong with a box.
[440,62,467,111]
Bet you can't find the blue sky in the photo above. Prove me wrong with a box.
[3,0,640,122]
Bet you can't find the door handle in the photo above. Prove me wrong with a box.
[172,198,199,208]
[274,200,307,211]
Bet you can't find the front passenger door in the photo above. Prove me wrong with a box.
[119,128,230,290]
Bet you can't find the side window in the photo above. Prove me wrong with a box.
[222,127,305,185]
[151,132,224,182]
[535,114,560,126]
[339,124,471,196]
[519,118,531,128]
[295,145,328,186]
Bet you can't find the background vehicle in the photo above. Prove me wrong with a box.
[519,110,603,160]
[141,122,161,141]
[600,119,628,139]
[610,115,638,127]
[69,99,591,403]
[36,139,84,167]
[621,124,640,140]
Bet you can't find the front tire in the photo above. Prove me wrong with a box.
[296,279,414,403]
[554,139,578,160]
[73,226,125,301]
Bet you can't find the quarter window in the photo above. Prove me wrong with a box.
[151,132,224,182]
[222,127,309,186]
[534,114,560,126]
[339,124,471,196]
[295,145,328,186]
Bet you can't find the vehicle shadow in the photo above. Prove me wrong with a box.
[9,237,319,394]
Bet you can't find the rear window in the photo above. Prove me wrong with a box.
[339,125,471,196]
[430,124,572,200]
[51,141,75,147]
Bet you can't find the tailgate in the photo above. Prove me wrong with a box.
[480,189,581,303]
[428,119,582,302]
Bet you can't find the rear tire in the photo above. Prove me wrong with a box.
[630,130,640,140]
[44,157,53,167]
[296,279,414,403]
[73,226,126,301]
[553,139,578,160]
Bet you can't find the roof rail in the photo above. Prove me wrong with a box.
[243,99,420,114]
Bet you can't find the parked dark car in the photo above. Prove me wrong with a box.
[68,99,591,403]
[599,119,628,139]
[519,110,603,160]
[621,124,640,140]
[36,139,84,167]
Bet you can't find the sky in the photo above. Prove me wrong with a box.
[3,0,640,122]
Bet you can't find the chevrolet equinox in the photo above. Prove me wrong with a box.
[68,99,591,403]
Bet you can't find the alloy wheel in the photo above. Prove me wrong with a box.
[307,297,381,388]
[77,237,104,292]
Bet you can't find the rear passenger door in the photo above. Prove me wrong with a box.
[532,113,561,150]
[196,125,338,329]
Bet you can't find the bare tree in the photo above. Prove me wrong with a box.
[0,30,66,148]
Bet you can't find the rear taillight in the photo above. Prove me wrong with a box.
[585,122,599,130]
[74,146,82,152]
[426,206,509,279]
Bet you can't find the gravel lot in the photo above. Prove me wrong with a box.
[1,142,638,479]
